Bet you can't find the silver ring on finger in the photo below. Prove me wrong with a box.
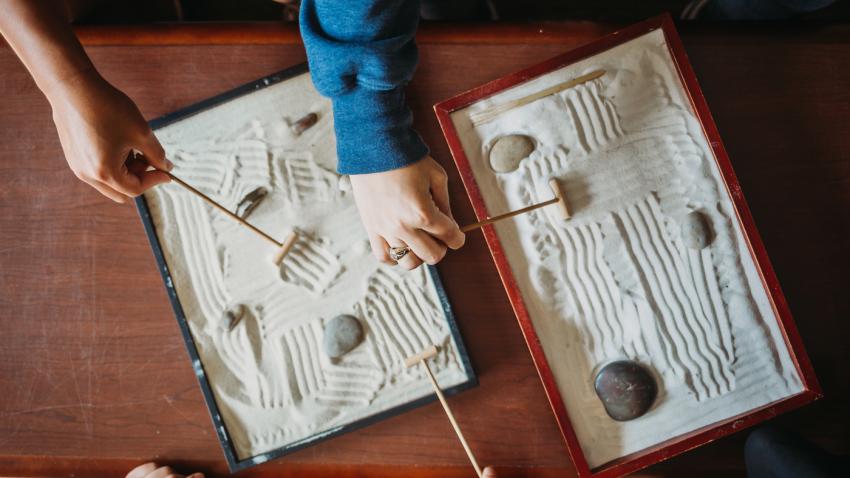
[388,245,410,262]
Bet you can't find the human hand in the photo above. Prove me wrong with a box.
[47,69,172,203]
[483,466,497,477]
[125,462,203,478]
[349,156,465,269]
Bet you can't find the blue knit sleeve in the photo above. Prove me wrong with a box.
[299,0,429,175]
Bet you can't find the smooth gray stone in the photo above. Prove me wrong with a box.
[681,211,714,249]
[323,314,364,359]
[594,360,657,421]
[489,134,535,173]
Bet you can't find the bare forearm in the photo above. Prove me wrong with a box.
[0,0,171,203]
[0,0,99,102]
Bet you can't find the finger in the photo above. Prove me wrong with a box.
[369,234,394,265]
[127,154,172,190]
[126,462,158,478]
[401,228,446,266]
[427,170,465,250]
[419,206,465,250]
[483,466,497,478]
[84,177,129,204]
[388,239,422,271]
[137,170,172,190]
[110,151,169,197]
[396,249,423,270]
[138,131,173,172]
[430,167,453,219]
[105,157,145,197]
[144,466,177,478]
[186,474,205,478]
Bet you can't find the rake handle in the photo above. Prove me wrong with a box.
[460,196,560,232]
[163,171,282,247]
[420,360,484,478]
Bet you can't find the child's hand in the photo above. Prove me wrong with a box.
[125,462,203,478]
[350,156,465,269]
[48,70,172,203]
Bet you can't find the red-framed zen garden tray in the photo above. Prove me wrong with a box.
[435,14,821,478]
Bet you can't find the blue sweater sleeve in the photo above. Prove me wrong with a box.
[299,0,428,175]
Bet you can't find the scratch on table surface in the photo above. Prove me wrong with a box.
[88,229,100,435]
[86,220,96,438]
[0,398,169,447]
[163,394,194,424]
[69,350,93,438]
[133,343,183,372]
[0,398,168,418]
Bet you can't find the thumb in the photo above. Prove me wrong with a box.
[137,169,172,191]
[138,130,173,172]
[483,466,497,478]
[423,206,465,250]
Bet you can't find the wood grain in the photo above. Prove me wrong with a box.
[0,22,848,478]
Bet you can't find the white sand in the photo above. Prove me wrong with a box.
[143,73,471,461]
[449,29,803,468]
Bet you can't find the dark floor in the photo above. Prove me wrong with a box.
[76,0,850,24]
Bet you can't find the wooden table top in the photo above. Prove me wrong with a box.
[0,21,848,478]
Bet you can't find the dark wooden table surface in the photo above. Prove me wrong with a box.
[1,21,848,478]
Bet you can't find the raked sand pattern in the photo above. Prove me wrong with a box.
[450,29,802,467]
[143,73,471,461]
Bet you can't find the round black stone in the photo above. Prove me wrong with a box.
[594,360,657,421]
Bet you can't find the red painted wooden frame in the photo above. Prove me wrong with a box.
[434,13,822,478]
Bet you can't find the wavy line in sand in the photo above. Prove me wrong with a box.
[157,191,232,323]
[273,150,339,204]
[614,73,676,134]
[164,137,274,210]
[354,269,449,374]
[280,320,325,402]
[613,194,733,400]
[278,231,343,295]
[561,79,624,153]
[513,81,738,394]
[219,312,387,416]
[552,222,626,361]
[275,318,384,410]
[523,145,571,183]
[215,307,278,408]
[643,196,736,391]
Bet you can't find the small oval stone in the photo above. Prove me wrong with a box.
[489,135,535,173]
[291,112,318,136]
[681,211,714,250]
[594,360,657,421]
[235,187,268,219]
[323,315,364,359]
[221,304,247,332]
